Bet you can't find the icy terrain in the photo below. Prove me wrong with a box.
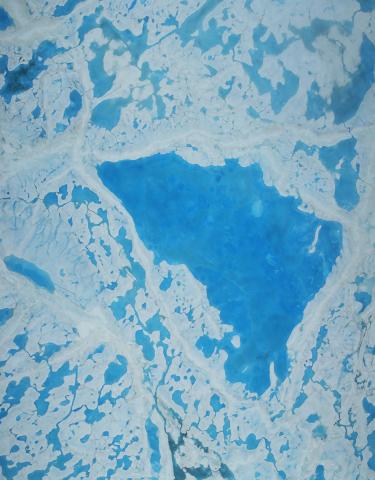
[0,1,375,479]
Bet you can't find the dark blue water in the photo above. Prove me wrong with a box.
[3,255,55,293]
[0,41,61,103]
[0,6,13,30]
[357,0,375,12]
[97,153,342,395]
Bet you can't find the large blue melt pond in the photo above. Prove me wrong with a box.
[98,153,342,395]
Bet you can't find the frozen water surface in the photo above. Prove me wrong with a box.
[0,0,374,479]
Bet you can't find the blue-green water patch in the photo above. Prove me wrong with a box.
[307,413,320,423]
[294,138,360,211]
[363,397,375,425]
[88,42,115,98]
[53,0,85,17]
[210,393,225,412]
[242,23,298,114]
[135,330,155,361]
[314,465,325,480]
[104,355,127,385]
[160,271,173,291]
[304,35,375,124]
[290,18,335,53]
[71,185,100,207]
[97,153,342,395]
[0,308,13,327]
[331,34,375,124]
[319,138,360,210]
[2,377,31,410]
[368,430,375,471]
[177,0,223,47]
[32,105,41,119]
[64,89,82,121]
[91,97,131,130]
[312,424,327,440]
[3,255,55,293]
[354,291,372,313]
[34,362,73,416]
[246,433,260,450]
[0,456,30,478]
[172,390,188,412]
[306,81,326,120]
[145,418,161,474]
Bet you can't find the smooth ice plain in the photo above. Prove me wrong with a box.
[0,1,375,479]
